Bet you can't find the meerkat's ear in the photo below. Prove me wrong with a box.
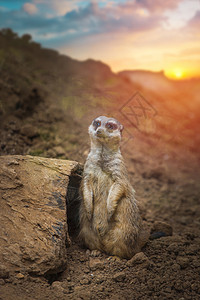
[119,124,124,133]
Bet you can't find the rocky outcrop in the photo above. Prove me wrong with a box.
[0,155,82,277]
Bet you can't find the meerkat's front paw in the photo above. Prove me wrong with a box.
[107,256,122,262]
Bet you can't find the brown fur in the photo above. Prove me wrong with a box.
[79,116,144,259]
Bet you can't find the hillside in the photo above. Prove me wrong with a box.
[1,28,200,168]
[0,29,200,300]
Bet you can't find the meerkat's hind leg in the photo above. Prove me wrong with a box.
[79,222,102,252]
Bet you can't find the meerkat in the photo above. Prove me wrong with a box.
[79,116,145,259]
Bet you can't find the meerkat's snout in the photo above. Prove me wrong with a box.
[96,128,104,136]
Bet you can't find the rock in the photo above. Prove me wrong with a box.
[95,276,104,284]
[46,149,57,158]
[192,258,200,268]
[171,263,180,272]
[127,252,150,267]
[53,146,65,156]
[176,256,190,269]
[20,124,38,138]
[113,272,126,282]
[151,221,173,237]
[51,281,64,292]
[15,273,25,279]
[61,280,69,292]
[160,184,168,192]
[0,279,5,285]
[73,286,91,300]
[0,265,9,279]
[142,167,165,180]
[167,242,181,254]
[0,155,81,276]
[80,277,90,285]
[150,232,168,240]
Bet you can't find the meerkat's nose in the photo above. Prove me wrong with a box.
[96,128,104,136]
[97,128,103,133]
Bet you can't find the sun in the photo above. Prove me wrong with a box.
[165,68,185,80]
[173,69,183,79]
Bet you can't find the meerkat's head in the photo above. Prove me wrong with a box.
[88,116,123,148]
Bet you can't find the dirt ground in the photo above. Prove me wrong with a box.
[0,124,200,300]
[0,30,200,299]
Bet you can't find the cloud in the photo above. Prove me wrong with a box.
[134,0,182,13]
[188,10,200,28]
[115,0,182,15]
[32,0,88,16]
[0,1,164,42]
[181,47,200,57]
[0,0,199,59]
[61,2,163,35]
[23,3,38,15]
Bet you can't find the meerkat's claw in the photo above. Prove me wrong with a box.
[90,250,102,257]
[107,256,122,262]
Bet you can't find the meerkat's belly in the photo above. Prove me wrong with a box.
[90,169,113,229]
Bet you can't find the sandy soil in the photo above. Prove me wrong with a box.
[0,127,200,299]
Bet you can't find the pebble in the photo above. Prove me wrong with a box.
[80,277,90,285]
[192,258,200,268]
[61,281,69,292]
[113,272,126,282]
[127,252,150,268]
[171,263,181,272]
[176,257,190,269]
[79,256,86,262]
[20,124,38,138]
[0,266,9,279]
[51,281,64,293]
[84,267,90,274]
[151,221,173,237]
[167,243,180,254]
[73,286,91,299]
[89,258,105,270]
[53,146,65,156]
[5,278,13,283]
[95,276,104,284]
[15,273,25,279]
[160,184,168,192]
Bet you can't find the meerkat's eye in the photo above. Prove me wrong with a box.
[106,122,118,130]
[93,120,101,130]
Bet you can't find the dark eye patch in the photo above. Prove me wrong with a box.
[106,122,118,130]
[93,120,101,130]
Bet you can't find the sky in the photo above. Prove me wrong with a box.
[0,0,200,79]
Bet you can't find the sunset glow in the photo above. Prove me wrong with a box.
[165,69,185,80]
[174,70,183,79]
